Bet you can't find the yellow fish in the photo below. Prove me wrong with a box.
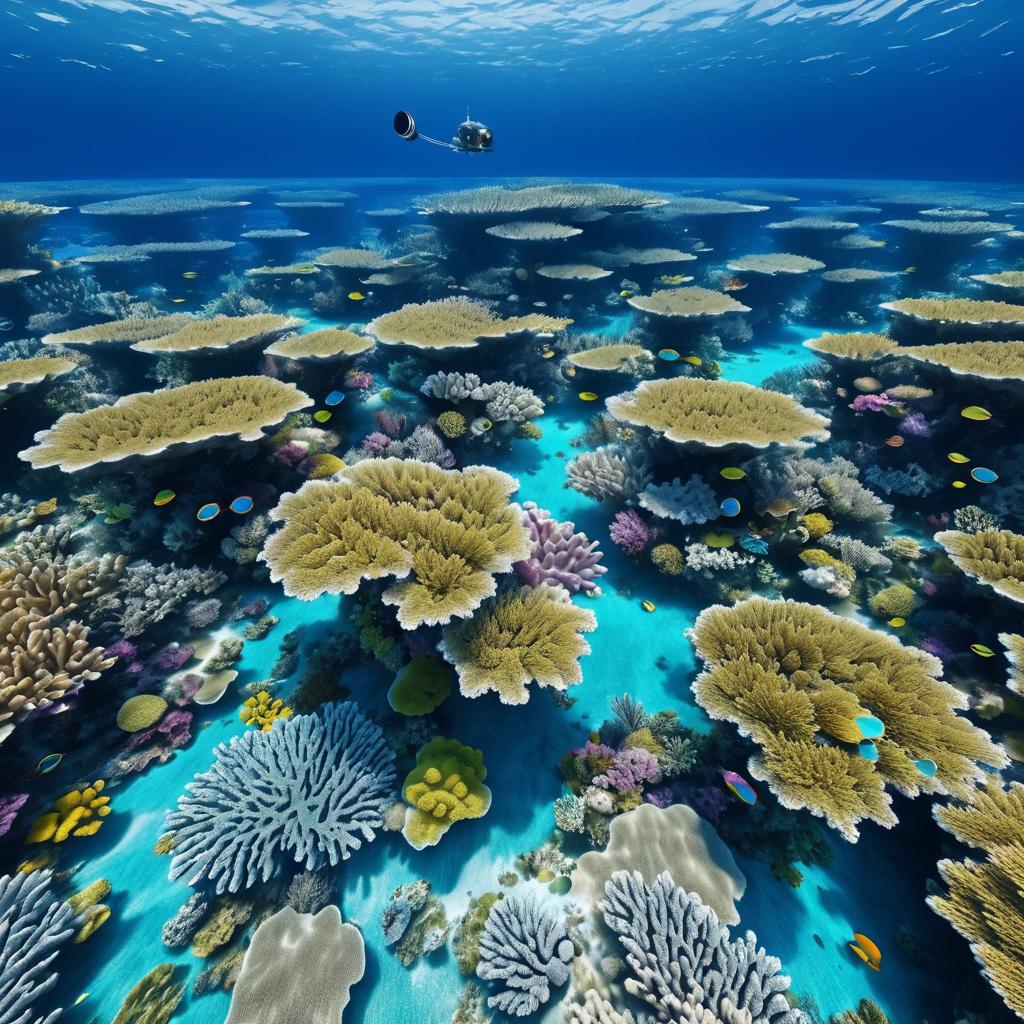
[952,480,967,489]
[642,600,656,613]
[961,406,991,422]
[578,391,598,401]
[348,291,365,301]
[947,452,971,464]
[171,298,187,304]
[888,617,906,628]
[73,994,89,1007]
[182,271,199,280]
[904,266,916,272]
[619,290,633,298]
[682,355,702,366]
[540,350,555,359]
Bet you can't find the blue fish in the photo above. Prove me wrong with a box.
[229,495,254,515]
[325,390,345,406]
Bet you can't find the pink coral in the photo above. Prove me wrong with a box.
[513,502,606,595]
[594,747,661,793]
[609,509,657,555]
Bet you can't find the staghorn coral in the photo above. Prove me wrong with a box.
[639,475,718,524]
[819,534,892,574]
[689,596,1005,841]
[21,376,312,472]
[476,893,574,1017]
[402,737,491,849]
[225,906,364,1024]
[566,990,638,1024]
[881,298,1024,327]
[607,378,829,450]
[568,344,654,374]
[42,313,194,347]
[514,501,606,594]
[627,286,750,319]
[935,529,1024,604]
[417,183,664,216]
[265,327,374,360]
[566,445,652,503]
[0,355,78,394]
[131,313,304,354]
[368,297,570,350]
[727,253,825,275]
[899,340,1024,382]
[803,333,899,361]
[261,458,530,629]
[167,700,395,893]
[438,586,597,705]
[928,779,1024,1018]
[600,870,803,1024]
[485,221,583,240]
[112,963,185,1024]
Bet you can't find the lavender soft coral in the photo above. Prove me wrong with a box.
[513,502,606,595]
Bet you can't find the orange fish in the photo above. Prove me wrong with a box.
[885,435,904,448]
[723,276,747,292]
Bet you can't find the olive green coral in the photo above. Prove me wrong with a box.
[900,341,1024,382]
[998,632,1024,695]
[367,297,571,350]
[627,286,750,319]
[928,779,1024,1018]
[881,298,1024,327]
[568,344,652,372]
[20,376,312,472]
[651,543,685,575]
[116,694,168,732]
[803,333,900,362]
[388,654,453,716]
[867,583,918,619]
[402,737,491,850]
[436,410,468,438]
[0,356,78,394]
[438,586,596,705]
[689,596,1005,841]
[606,377,829,450]
[260,458,531,629]
[112,963,186,1024]
[42,313,193,347]
[265,327,374,360]
[935,529,1024,605]
[132,313,305,354]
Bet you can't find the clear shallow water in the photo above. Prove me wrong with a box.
[1,176,1022,1024]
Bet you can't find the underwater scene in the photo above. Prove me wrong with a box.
[2,6,1024,1024]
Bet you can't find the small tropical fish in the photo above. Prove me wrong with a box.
[153,489,176,507]
[348,291,365,301]
[564,366,576,377]
[658,348,680,362]
[35,752,63,775]
[642,599,656,613]
[682,355,702,366]
[885,435,904,448]
[723,277,747,292]
[738,532,768,555]
[947,452,971,464]
[859,740,879,762]
[905,266,917,273]
[325,390,345,406]
[850,933,882,972]
[540,349,555,359]
[722,770,757,805]
[720,466,746,480]
[971,643,996,657]
[961,405,991,421]
[171,298,187,303]
[578,391,598,401]
[856,715,885,739]
[888,617,906,628]
[73,994,89,1007]
[915,758,938,777]
[313,410,332,423]
[0,317,13,331]
[182,271,199,280]
[229,496,254,515]
[952,481,967,489]
[971,467,998,484]
[196,502,221,522]
[619,290,633,298]
[720,497,741,517]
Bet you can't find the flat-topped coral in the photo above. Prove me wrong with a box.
[727,253,826,275]
[484,221,582,241]
[920,207,990,219]
[42,313,193,346]
[73,240,235,264]
[882,219,1014,235]
[689,596,1005,841]
[131,313,304,353]
[167,700,395,893]
[80,191,249,215]
[314,247,391,269]
[0,355,77,394]
[265,327,374,360]
[723,189,799,203]
[438,586,597,705]
[999,632,1024,696]
[928,779,1024,1018]
[659,196,767,215]
[821,268,898,283]
[245,263,320,276]
[599,871,802,1024]
[935,529,1024,604]
[0,268,41,284]
[402,737,491,849]
[627,286,751,318]
[568,344,652,373]
[899,341,1024,381]
[226,906,365,1024]
[803,332,899,361]
[606,377,829,449]
[971,271,1024,290]
[367,297,571,350]
[416,183,664,215]
[768,217,859,231]
[240,228,309,238]
[881,298,1024,327]
[572,803,746,924]
[536,263,612,281]
[588,246,697,266]
[20,376,312,471]
[260,459,530,628]
[0,198,65,221]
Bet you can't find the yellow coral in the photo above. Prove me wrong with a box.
[41,313,193,347]
[567,344,651,372]
[900,341,1024,382]
[802,333,899,361]
[116,693,168,732]
[265,327,374,360]
[651,543,685,575]
[882,297,1024,326]
[0,356,78,393]
[27,780,111,843]
[801,512,834,538]
[240,690,293,731]
[402,738,491,850]
[627,286,750,319]
[132,313,305,354]
[799,548,855,583]
[436,410,467,439]
[935,529,1024,605]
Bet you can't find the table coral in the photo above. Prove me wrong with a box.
[402,737,491,850]
[27,780,112,843]
[627,285,751,318]
[935,529,1024,605]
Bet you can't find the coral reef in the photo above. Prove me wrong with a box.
[727,253,825,275]
[27,781,112,843]
[566,444,651,502]
[388,654,453,716]
[111,963,185,1024]
[131,313,304,353]
[514,501,606,594]
[627,286,751,318]
[417,183,664,216]
[881,297,1024,327]
[265,327,374,360]
[639,475,718,524]
[935,529,1024,604]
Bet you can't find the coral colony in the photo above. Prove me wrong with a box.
[1,174,1024,1024]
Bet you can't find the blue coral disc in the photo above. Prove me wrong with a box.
[229,496,254,515]
[915,759,938,777]
[720,497,741,517]
[325,390,345,406]
[196,502,221,522]
[970,467,998,484]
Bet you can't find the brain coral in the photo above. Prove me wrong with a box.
[166,700,396,894]
[0,355,77,394]
[438,586,597,705]
[265,327,374,360]
[928,779,1024,1018]
[42,313,193,347]
[367,297,571,350]
[20,376,312,472]
[935,529,1024,604]
[803,332,899,361]
[689,596,1006,841]
[899,341,1024,382]
[261,458,530,628]
[131,313,304,354]
[881,298,1024,327]
[606,377,830,450]
[627,286,750,318]
[726,253,826,275]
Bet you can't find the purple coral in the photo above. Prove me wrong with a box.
[360,431,393,457]
[0,792,29,837]
[231,598,270,622]
[164,672,203,706]
[609,509,657,556]
[919,636,955,662]
[345,371,374,391]
[644,786,675,809]
[152,643,195,674]
[594,747,661,793]
[373,409,407,439]
[128,709,194,751]
[850,393,894,414]
[685,784,729,826]
[105,638,138,663]
[513,502,607,595]
[899,411,932,438]
[271,440,309,468]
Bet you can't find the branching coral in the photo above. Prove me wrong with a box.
[607,378,829,450]
[639,475,718,524]
[899,341,1024,382]
[475,894,574,1017]
[599,870,803,1024]
[627,286,751,319]
[367,297,571,350]
[803,333,899,361]
[131,313,304,354]
[21,376,312,471]
[438,586,596,704]
[566,444,652,502]
[928,779,1024,1018]
[935,529,1024,604]
[265,327,375,360]
[689,597,1005,841]
[514,501,606,594]
[402,737,491,849]
[239,690,293,731]
[0,356,78,394]
[166,700,396,893]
